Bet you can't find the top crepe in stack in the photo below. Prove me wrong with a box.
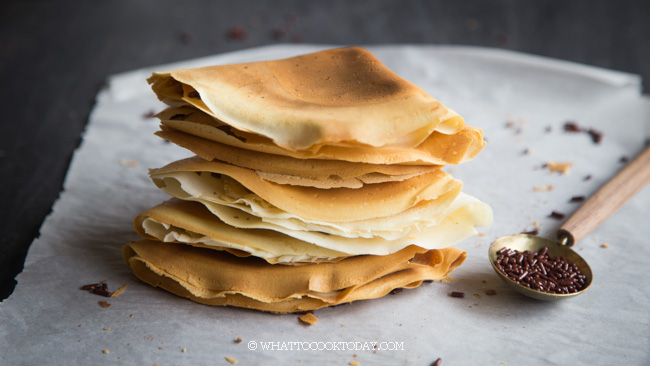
[123,47,492,313]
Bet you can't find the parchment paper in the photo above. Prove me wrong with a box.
[1,45,649,366]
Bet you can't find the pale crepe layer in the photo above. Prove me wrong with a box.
[254,170,424,189]
[123,239,467,313]
[154,121,440,188]
[148,47,464,151]
[134,198,347,264]
[150,156,460,222]
[156,107,485,165]
[135,195,492,261]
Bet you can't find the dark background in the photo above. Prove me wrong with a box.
[1,0,648,300]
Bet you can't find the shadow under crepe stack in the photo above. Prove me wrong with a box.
[123,47,493,313]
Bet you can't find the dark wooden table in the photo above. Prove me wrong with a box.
[1,0,648,300]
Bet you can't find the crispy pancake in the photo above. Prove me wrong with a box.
[148,47,465,151]
[123,240,467,313]
[134,196,492,260]
[155,106,485,165]
[149,156,461,222]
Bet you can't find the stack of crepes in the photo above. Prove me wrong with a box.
[123,47,493,313]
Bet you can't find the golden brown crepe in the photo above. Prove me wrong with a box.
[155,107,485,165]
[149,156,462,223]
[123,239,467,313]
[134,196,492,262]
[148,47,466,152]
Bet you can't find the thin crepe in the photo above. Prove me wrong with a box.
[134,196,492,261]
[123,240,467,313]
[149,156,461,222]
[156,107,485,165]
[148,47,465,152]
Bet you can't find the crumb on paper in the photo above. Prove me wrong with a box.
[350,361,360,366]
[225,356,238,364]
[182,347,187,353]
[102,349,109,354]
[234,337,242,344]
[111,283,129,298]
[485,289,497,296]
[473,294,481,299]
[98,301,111,308]
[129,314,134,318]
[299,312,319,325]
[521,221,541,235]
[533,185,553,192]
[142,110,156,119]
[601,243,610,248]
[477,232,486,237]
[440,276,457,284]
[570,196,586,203]
[549,211,566,220]
[120,159,138,167]
[544,162,573,175]
[103,328,110,331]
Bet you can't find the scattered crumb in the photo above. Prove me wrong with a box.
[522,148,532,155]
[120,159,138,167]
[102,349,109,354]
[440,276,457,283]
[103,328,110,331]
[142,110,156,119]
[533,185,553,192]
[78,324,82,328]
[450,291,465,298]
[485,289,497,296]
[225,356,238,364]
[477,232,486,237]
[544,162,573,175]
[299,312,319,325]
[521,221,541,235]
[620,156,630,163]
[98,301,111,308]
[473,293,481,299]
[601,243,610,248]
[432,357,443,366]
[569,196,586,203]
[234,337,242,344]
[350,361,360,366]
[584,174,593,181]
[158,347,164,350]
[178,30,194,44]
[129,314,134,318]
[226,26,247,40]
[111,283,129,298]
[549,211,566,220]
[182,348,187,353]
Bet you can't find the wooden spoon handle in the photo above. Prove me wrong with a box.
[557,146,650,246]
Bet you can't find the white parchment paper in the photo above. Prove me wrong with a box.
[1,45,649,366]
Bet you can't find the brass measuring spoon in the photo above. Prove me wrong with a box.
[489,146,650,300]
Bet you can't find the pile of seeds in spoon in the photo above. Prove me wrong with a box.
[494,247,588,294]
